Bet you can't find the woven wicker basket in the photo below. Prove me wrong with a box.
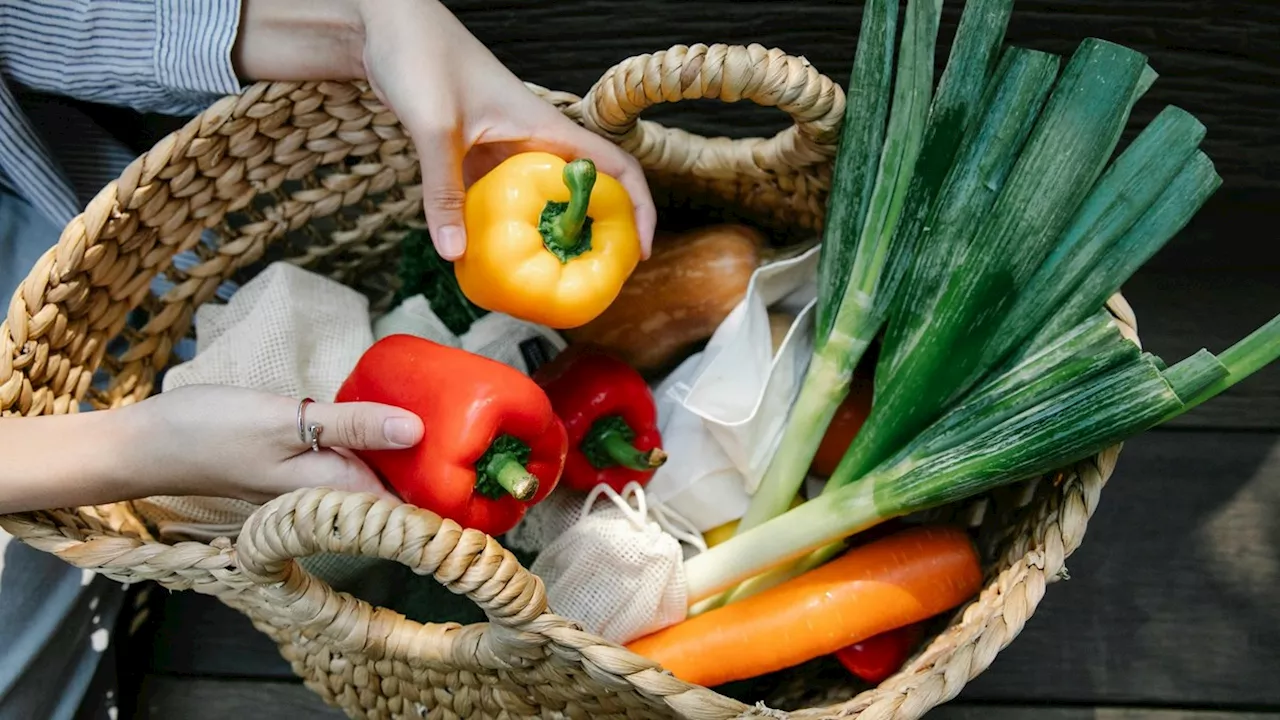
[0,43,1135,719]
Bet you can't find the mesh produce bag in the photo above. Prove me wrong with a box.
[529,483,706,644]
[134,262,373,542]
[131,262,377,585]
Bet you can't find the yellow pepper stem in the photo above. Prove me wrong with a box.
[539,158,597,262]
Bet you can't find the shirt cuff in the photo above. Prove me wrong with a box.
[154,0,245,99]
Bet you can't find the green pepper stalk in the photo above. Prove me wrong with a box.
[538,159,597,261]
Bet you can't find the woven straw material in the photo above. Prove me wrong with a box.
[0,43,1136,719]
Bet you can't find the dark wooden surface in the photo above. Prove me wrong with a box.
[115,0,1278,718]
[135,677,1280,720]
[964,431,1280,706]
[444,0,1280,191]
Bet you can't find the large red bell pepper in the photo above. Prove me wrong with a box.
[335,334,567,536]
[533,345,666,493]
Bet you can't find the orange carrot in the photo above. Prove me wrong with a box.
[627,524,982,687]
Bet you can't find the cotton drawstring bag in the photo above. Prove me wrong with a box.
[529,483,706,644]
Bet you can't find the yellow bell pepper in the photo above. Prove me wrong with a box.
[455,152,641,329]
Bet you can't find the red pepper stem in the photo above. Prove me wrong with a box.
[547,159,596,249]
[475,434,540,502]
[584,416,667,471]
[491,455,540,501]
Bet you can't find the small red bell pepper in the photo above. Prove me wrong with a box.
[834,621,927,685]
[533,345,666,493]
[334,334,568,536]
[810,354,874,477]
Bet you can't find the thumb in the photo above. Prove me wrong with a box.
[300,400,424,452]
[417,128,469,261]
[279,448,399,501]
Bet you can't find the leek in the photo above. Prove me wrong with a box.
[906,311,1138,459]
[873,0,1015,322]
[711,310,1135,607]
[871,47,1061,390]
[734,0,941,535]
[976,105,1206,373]
[684,307,1279,603]
[1022,151,1222,354]
[1172,312,1280,418]
[679,8,1276,618]
[813,0,898,348]
[1162,349,1228,403]
[709,35,1055,611]
[683,344,1241,603]
[832,39,1151,489]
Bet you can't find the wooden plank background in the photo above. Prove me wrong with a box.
[111,0,1279,717]
[133,677,1280,720]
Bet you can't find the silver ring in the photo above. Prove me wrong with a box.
[296,397,323,453]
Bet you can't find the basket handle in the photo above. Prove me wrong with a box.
[235,488,546,634]
[580,43,845,179]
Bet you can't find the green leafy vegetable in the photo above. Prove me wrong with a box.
[813,0,899,349]
[833,39,1151,489]
[734,0,943,541]
[1022,150,1221,356]
[683,318,1276,603]
[396,227,487,336]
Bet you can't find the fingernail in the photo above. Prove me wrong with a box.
[437,225,466,260]
[383,417,422,447]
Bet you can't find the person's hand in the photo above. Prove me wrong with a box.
[128,384,423,504]
[233,0,657,262]
[358,0,657,261]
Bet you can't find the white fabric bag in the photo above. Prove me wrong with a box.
[643,244,820,532]
[529,483,705,644]
[642,354,750,532]
[678,243,820,491]
[162,261,372,401]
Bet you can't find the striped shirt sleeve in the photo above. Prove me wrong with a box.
[0,0,244,117]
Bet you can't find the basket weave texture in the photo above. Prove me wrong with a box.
[0,43,1134,719]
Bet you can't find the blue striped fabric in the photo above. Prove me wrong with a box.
[0,0,244,228]
[2,1,249,398]
[1,0,243,116]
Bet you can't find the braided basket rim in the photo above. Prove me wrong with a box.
[0,42,1134,720]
